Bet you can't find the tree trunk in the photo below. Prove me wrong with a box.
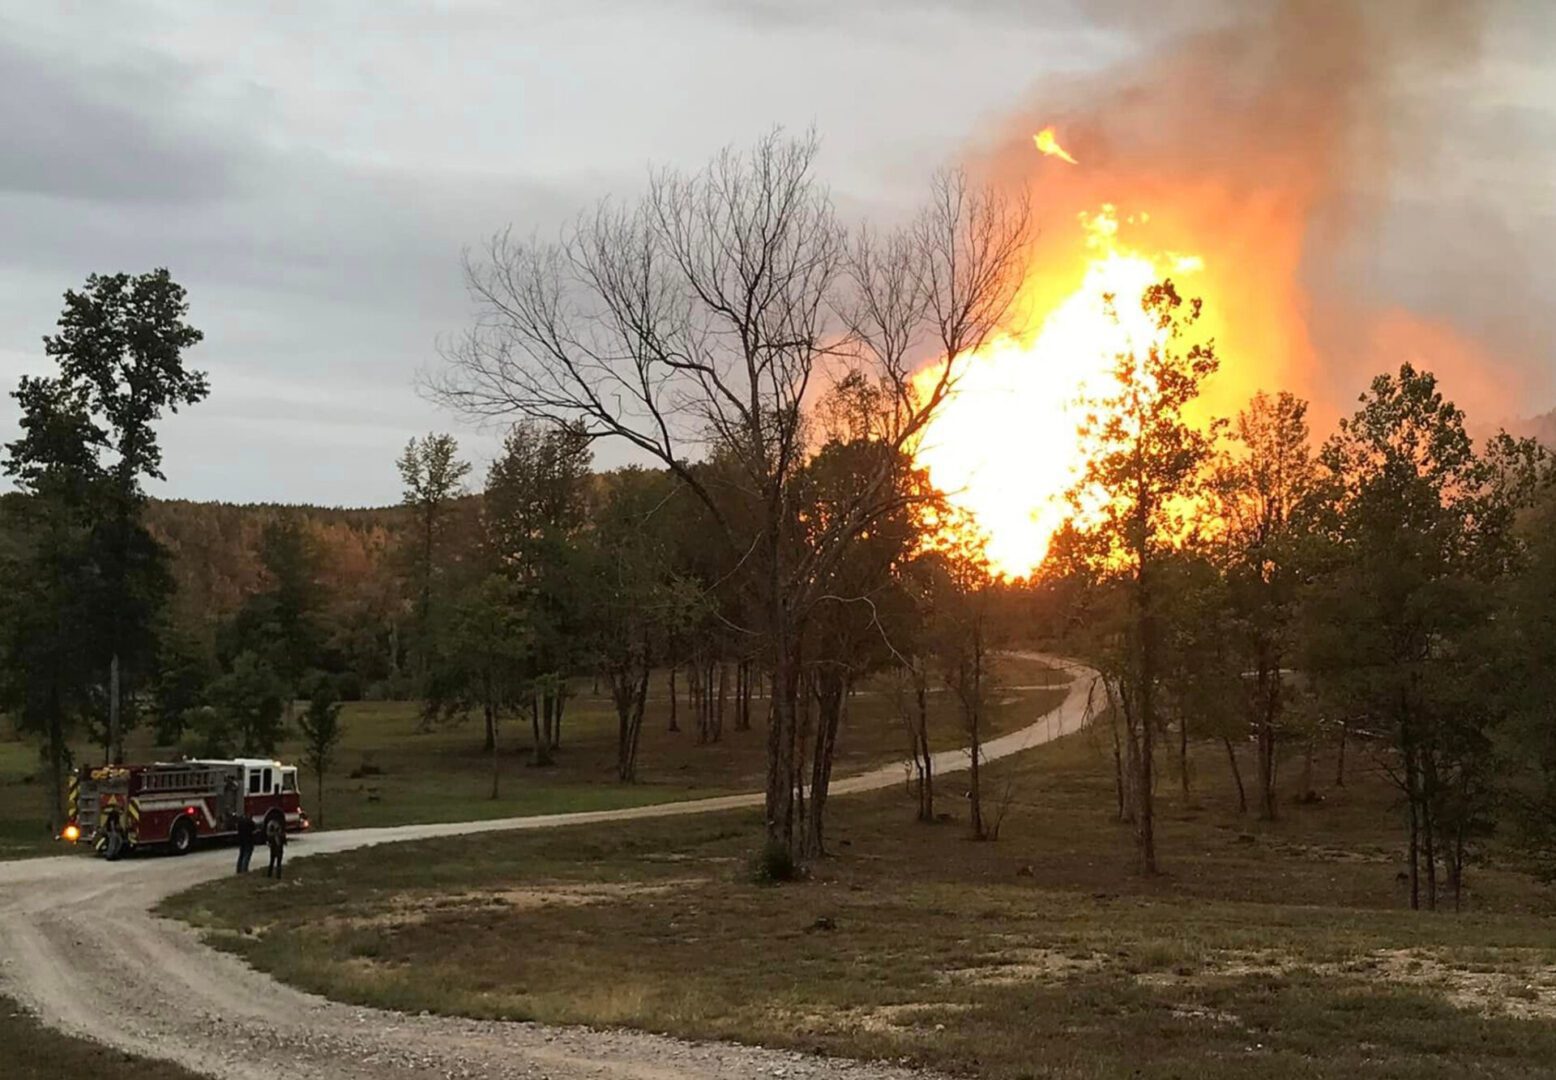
[1178,712,1190,801]
[967,705,984,840]
[968,626,986,840]
[487,704,500,799]
[552,683,565,750]
[738,660,753,731]
[793,669,813,844]
[732,662,744,732]
[108,652,122,764]
[1255,654,1279,821]
[416,511,434,682]
[1107,682,1128,823]
[1451,780,1468,913]
[1136,695,1155,873]
[695,661,710,745]
[914,672,934,823]
[1133,519,1159,873]
[531,692,553,767]
[616,658,652,782]
[1422,750,1440,912]
[1405,740,1421,911]
[804,673,846,858]
[1222,735,1247,814]
[46,685,67,836]
[668,667,679,732]
[764,641,799,858]
[714,663,727,742]
[1335,721,1347,788]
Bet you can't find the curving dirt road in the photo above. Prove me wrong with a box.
[0,655,1096,1080]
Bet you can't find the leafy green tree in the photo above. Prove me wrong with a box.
[1207,390,1322,818]
[2,385,101,828]
[0,501,98,833]
[297,680,346,827]
[1306,364,1539,909]
[1500,476,1556,880]
[423,574,533,795]
[222,517,325,715]
[398,433,471,682]
[180,705,235,759]
[920,529,999,840]
[580,467,685,782]
[208,650,287,755]
[148,622,214,745]
[28,270,206,760]
[1065,280,1220,875]
[1155,549,1245,808]
[482,422,592,762]
[794,437,928,853]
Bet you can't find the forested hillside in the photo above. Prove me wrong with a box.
[147,499,405,691]
[142,496,481,700]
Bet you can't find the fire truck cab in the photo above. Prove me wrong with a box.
[65,757,308,860]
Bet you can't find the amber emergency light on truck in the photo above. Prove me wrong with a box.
[63,758,308,859]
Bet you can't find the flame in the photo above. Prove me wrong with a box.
[914,205,1208,578]
[1033,127,1078,165]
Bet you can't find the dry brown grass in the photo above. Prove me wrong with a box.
[168,703,1556,1079]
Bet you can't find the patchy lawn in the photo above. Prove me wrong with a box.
[167,705,1556,1080]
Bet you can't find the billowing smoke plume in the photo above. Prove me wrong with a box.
[972,0,1541,429]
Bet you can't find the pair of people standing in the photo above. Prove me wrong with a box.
[235,814,285,878]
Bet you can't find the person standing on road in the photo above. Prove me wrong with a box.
[265,822,286,879]
[235,813,255,874]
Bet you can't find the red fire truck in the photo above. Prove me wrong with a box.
[63,758,308,859]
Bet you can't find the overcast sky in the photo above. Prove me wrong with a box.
[2,1,1553,506]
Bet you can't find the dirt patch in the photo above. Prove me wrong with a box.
[1168,1003,1245,1028]
[941,947,1104,986]
[331,879,702,932]
[778,1002,973,1036]
[1368,948,1556,1020]
[943,939,1556,1021]
[1147,946,1556,1020]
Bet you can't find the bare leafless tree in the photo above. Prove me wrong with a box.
[428,129,1030,860]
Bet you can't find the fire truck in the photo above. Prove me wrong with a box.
[63,758,308,859]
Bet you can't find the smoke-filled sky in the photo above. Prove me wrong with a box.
[2,0,1553,505]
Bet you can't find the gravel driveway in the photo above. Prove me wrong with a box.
[0,654,1096,1080]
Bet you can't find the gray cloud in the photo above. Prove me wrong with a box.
[0,35,247,204]
[1,0,1552,506]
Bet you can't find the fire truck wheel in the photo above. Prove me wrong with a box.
[102,820,126,862]
[169,818,196,856]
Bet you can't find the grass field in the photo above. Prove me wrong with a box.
[167,699,1556,1080]
[0,653,1064,859]
[3,995,207,1080]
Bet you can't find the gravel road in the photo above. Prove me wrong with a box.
[0,654,1096,1080]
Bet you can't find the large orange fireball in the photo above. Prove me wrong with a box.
[914,195,1210,579]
